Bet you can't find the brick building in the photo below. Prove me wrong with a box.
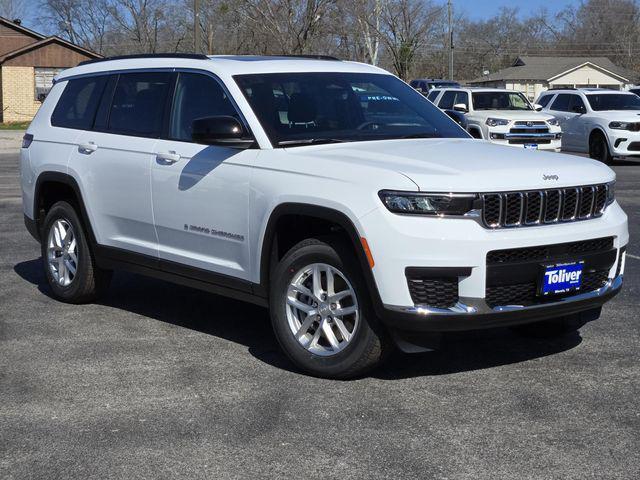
[0,17,101,123]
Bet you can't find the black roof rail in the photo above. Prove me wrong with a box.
[274,54,340,61]
[547,87,577,90]
[78,53,210,66]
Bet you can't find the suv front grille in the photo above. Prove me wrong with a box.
[485,270,609,308]
[486,237,614,265]
[481,184,609,228]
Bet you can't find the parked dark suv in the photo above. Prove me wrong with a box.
[410,78,461,95]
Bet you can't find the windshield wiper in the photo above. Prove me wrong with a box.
[399,132,439,139]
[277,138,349,147]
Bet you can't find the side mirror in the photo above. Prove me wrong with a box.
[453,103,468,113]
[533,103,543,111]
[191,116,255,148]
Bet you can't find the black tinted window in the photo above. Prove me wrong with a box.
[235,72,467,146]
[537,94,553,108]
[427,90,440,102]
[438,91,457,109]
[550,94,571,112]
[51,76,107,129]
[169,73,238,141]
[586,93,640,111]
[569,95,586,113]
[108,72,172,137]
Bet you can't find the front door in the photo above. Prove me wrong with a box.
[151,72,257,281]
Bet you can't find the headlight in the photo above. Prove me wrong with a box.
[546,117,559,126]
[609,121,630,130]
[379,191,477,215]
[486,118,510,127]
[607,181,615,205]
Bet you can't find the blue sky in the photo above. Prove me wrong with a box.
[455,0,577,19]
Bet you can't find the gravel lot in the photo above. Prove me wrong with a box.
[1,143,639,479]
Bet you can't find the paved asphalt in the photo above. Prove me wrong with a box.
[1,150,639,479]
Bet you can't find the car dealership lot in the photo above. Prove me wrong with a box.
[1,150,639,479]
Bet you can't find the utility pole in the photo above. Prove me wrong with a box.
[194,0,201,54]
[448,0,454,80]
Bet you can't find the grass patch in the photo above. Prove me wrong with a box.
[0,122,30,130]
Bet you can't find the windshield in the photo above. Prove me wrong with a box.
[234,72,468,147]
[472,91,532,111]
[586,94,640,111]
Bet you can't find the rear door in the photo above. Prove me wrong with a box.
[68,71,173,258]
[150,71,257,281]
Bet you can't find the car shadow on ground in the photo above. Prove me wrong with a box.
[14,258,582,380]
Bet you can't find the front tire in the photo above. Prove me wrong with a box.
[589,131,613,164]
[41,201,111,303]
[269,238,389,379]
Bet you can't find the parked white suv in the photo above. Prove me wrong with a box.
[21,54,628,378]
[430,87,562,151]
[537,88,640,163]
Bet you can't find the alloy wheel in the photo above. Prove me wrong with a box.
[47,219,78,286]
[285,263,359,356]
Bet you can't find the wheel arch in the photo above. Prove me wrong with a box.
[257,203,384,314]
[33,172,96,245]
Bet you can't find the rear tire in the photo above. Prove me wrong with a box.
[589,131,613,164]
[269,237,389,379]
[41,201,111,303]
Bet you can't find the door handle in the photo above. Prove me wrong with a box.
[78,141,98,154]
[156,151,181,164]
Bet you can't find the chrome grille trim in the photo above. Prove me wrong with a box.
[481,184,610,229]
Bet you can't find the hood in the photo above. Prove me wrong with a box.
[284,138,614,192]
[471,110,556,121]
[593,110,640,122]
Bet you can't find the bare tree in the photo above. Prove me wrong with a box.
[372,0,443,79]
[0,0,25,20]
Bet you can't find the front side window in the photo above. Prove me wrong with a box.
[35,67,64,101]
[234,72,467,147]
[108,72,172,137]
[550,94,571,112]
[472,91,532,110]
[537,94,553,108]
[426,90,440,102]
[169,73,238,141]
[586,94,640,111]
[568,95,587,113]
[51,76,107,130]
[438,91,457,109]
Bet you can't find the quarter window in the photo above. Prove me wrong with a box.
[107,72,172,137]
[51,76,107,130]
[169,73,238,142]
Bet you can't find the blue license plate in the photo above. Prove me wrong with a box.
[540,261,584,296]
[524,144,538,150]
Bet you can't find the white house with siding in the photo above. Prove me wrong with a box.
[468,56,638,101]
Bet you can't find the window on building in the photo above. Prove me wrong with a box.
[35,68,64,101]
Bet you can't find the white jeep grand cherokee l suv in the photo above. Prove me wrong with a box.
[429,87,562,151]
[537,88,640,163]
[21,54,628,378]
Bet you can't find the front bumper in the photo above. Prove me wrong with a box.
[380,274,622,332]
[608,130,640,156]
[359,201,628,333]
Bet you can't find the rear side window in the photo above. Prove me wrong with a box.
[427,90,440,102]
[550,94,571,112]
[107,72,172,137]
[51,76,107,129]
[169,73,238,142]
[537,94,553,108]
